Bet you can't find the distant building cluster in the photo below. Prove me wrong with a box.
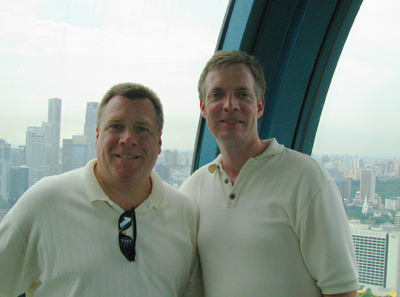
[155,149,193,188]
[0,98,99,205]
[317,154,400,293]
[315,154,400,210]
[0,98,194,206]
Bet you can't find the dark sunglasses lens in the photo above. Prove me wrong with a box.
[119,213,132,230]
[118,210,136,261]
[119,233,135,261]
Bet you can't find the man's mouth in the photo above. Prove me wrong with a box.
[116,155,139,159]
[221,120,242,124]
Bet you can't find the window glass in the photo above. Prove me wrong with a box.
[312,0,400,291]
[0,0,229,214]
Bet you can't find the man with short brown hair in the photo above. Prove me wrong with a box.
[181,51,359,296]
[0,82,203,296]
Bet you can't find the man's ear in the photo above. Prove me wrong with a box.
[95,127,99,149]
[200,100,206,119]
[257,99,265,119]
[158,132,162,154]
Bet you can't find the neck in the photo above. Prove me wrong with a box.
[218,138,269,185]
[94,165,152,211]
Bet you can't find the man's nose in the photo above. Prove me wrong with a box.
[223,95,240,111]
[120,129,138,146]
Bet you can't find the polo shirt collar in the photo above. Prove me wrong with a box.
[83,159,167,210]
[207,138,284,174]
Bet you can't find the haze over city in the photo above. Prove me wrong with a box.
[0,0,399,157]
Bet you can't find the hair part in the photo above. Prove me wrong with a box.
[97,82,164,134]
[198,50,267,102]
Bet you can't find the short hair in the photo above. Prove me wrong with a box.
[198,50,266,102]
[97,83,163,134]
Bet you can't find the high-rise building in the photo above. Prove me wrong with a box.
[343,155,354,170]
[395,212,400,232]
[0,139,11,199]
[171,150,178,168]
[360,169,376,204]
[155,164,170,182]
[334,178,351,202]
[9,166,29,204]
[26,126,48,187]
[71,135,87,170]
[45,98,62,175]
[164,149,171,164]
[351,226,400,290]
[84,102,99,163]
[10,145,25,167]
[62,139,73,173]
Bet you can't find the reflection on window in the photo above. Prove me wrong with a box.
[0,0,229,218]
[312,0,400,293]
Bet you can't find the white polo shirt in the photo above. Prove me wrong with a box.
[0,159,203,296]
[181,138,359,296]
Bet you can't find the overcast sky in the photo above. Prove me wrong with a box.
[313,0,400,158]
[0,0,229,151]
[0,0,399,158]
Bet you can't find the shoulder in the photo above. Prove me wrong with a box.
[275,147,333,182]
[11,168,84,213]
[180,164,213,197]
[163,181,198,210]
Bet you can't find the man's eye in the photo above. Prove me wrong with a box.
[237,92,251,100]
[210,93,223,100]
[135,126,148,132]
[109,124,123,130]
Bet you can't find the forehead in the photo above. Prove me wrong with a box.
[204,63,256,90]
[102,95,156,124]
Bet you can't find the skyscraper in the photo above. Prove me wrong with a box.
[9,166,29,204]
[351,226,400,290]
[26,126,47,187]
[171,150,178,168]
[45,98,62,175]
[0,139,11,199]
[71,135,87,170]
[360,169,376,204]
[61,139,73,173]
[395,212,400,232]
[84,102,99,163]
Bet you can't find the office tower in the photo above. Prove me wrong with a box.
[321,155,330,165]
[164,149,171,164]
[84,102,99,163]
[62,139,73,173]
[360,169,376,204]
[71,135,87,170]
[351,227,400,290]
[155,163,170,181]
[326,168,340,179]
[171,150,178,168]
[45,98,62,175]
[343,155,354,170]
[334,178,351,202]
[395,213,400,232]
[26,126,48,187]
[358,158,365,169]
[10,145,26,167]
[9,166,29,204]
[385,199,398,211]
[0,139,11,199]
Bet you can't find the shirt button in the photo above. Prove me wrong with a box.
[229,194,236,200]
[224,178,229,184]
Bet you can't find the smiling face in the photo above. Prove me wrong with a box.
[201,63,264,148]
[95,95,161,186]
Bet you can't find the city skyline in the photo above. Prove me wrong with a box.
[0,0,399,156]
